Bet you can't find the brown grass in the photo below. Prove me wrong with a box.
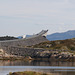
[30,38,75,51]
[9,71,52,75]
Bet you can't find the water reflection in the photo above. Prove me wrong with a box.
[0,60,75,66]
[0,60,75,75]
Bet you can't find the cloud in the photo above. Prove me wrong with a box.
[0,0,75,35]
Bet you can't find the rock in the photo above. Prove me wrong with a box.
[26,56,32,60]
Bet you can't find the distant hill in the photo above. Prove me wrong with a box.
[26,35,32,38]
[18,30,75,41]
[17,35,32,39]
[0,36,18,41]
[47,30,75,41]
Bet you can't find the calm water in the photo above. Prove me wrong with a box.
[0,60,75,75]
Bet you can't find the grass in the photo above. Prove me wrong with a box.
[29,38,75,51]
[9,71,53,75]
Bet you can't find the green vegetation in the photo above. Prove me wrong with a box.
[9,71,52,75]
[29,38,75,51]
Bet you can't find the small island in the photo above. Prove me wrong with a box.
[9,71,52,75]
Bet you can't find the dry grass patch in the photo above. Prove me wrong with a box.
[9,71,53,75]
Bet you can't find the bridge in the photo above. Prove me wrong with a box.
[0,30,49,57]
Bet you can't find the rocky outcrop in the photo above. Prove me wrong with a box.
[0,46,75,60]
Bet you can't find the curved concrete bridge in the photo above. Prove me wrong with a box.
[0,30,48,57]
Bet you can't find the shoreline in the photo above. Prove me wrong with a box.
[0,56,75,62]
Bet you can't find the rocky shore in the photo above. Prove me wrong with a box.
[33,50,75,61]
[0,48,75,61]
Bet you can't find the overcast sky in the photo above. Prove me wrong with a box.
[0,0,75,36]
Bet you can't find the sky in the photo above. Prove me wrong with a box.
[0,0,75,36]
